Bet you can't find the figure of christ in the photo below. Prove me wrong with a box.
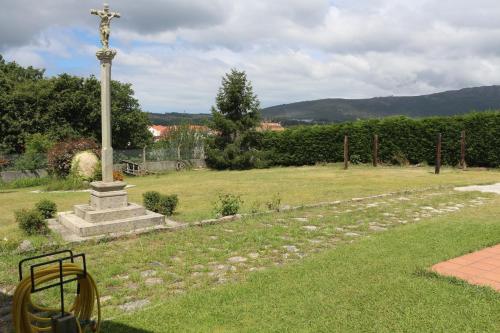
[91,4,120,49]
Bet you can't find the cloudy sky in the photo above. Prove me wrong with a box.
[2,0,500,113]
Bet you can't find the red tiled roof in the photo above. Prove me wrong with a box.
[257,122,285,132]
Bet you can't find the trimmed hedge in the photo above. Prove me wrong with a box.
[259,112,500,168]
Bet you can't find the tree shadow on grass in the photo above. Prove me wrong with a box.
[101,321,154,333]
[0,290,13,332]
[0,290,154,333]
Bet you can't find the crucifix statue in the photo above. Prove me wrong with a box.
[90,3,121,184]
[91,3,121,49]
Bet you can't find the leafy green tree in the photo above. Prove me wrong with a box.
[0,55,46,153]
[14,133,54,171]
[154,123,205,160]
[0,55,153,154]
[206,69,266,169]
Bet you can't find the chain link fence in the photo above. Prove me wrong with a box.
[1,143,206,182]
[114,144,205,165]
[0,152,49,172]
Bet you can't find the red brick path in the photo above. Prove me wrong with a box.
[432,244,500,291]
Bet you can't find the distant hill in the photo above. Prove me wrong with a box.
[261,86,500,123]
[147,86,500,126]
[148,112,211,125]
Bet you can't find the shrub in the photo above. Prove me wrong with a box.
[143,191,161,211]
[265,193,282,212]
[47,138,100,178]
[44,175,88,191]
[157,194,179,216]
[390,152,410,166]
[35,199,57,219]
[350,154,363,165]
[213,193,243,217]
[14,134,54,172]
[113,170,124,181]
[249,200,262,214]
[15,209,48,235]
[92,161,102,181]
[143,191,179,216]
[0,157,9,171]
[0,177,51,189]
[14,153,47,172]
[206,142,271,170]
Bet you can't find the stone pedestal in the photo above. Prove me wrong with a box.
[58,181,164,238]
[90,181,128,210]
[58,179,164,238]
[58,206,164,238]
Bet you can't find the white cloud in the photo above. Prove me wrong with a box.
[3,0,500,113]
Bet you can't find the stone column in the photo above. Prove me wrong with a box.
[90,48,128,211]
[96,49,116,183]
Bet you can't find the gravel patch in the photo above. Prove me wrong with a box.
[119,299,150,312]
[228,256,248,263]
[455,183,500,194]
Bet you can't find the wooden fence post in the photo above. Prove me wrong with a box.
[344,135,349,170]
[460,130,466,169]
[435,133,442,174]
[373,134,378,167]
[142,146,147,175]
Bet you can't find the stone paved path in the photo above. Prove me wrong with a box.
[432,244,500,291]
[455,183,500,195]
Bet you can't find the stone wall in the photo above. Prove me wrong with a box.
[0,169,48,182]
[113,159,206,173]
[146,159,206,172]
[1,159,207,182]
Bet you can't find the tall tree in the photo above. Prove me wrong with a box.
[206,69,266,169]
[154,123,206,160]
[0,55,152,154]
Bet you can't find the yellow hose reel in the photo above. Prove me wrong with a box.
[13,250,101,333]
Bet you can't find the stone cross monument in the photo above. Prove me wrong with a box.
[55,3,164,239]
[88,3,127,209]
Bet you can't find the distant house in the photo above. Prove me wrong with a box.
[148,125,168,141]
[257,122,285,132]
[162,125,210,136]
[149,122,283,141]
[148,125,211,141]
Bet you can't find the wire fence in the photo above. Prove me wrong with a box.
[113,145,205,164]
[0,153,48,172]
[1,144,206,175]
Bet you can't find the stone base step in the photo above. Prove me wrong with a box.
[58,210,164,237]
[74,203,145,223]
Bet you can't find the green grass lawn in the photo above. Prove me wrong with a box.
[1,164,500,241]
[104,201,500,332]
[1,165,499,332]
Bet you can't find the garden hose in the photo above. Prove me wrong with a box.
[12,262,101,333]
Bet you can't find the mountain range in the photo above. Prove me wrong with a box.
[148,85,500,125]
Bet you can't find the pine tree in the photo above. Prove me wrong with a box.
[206,69,266,169]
